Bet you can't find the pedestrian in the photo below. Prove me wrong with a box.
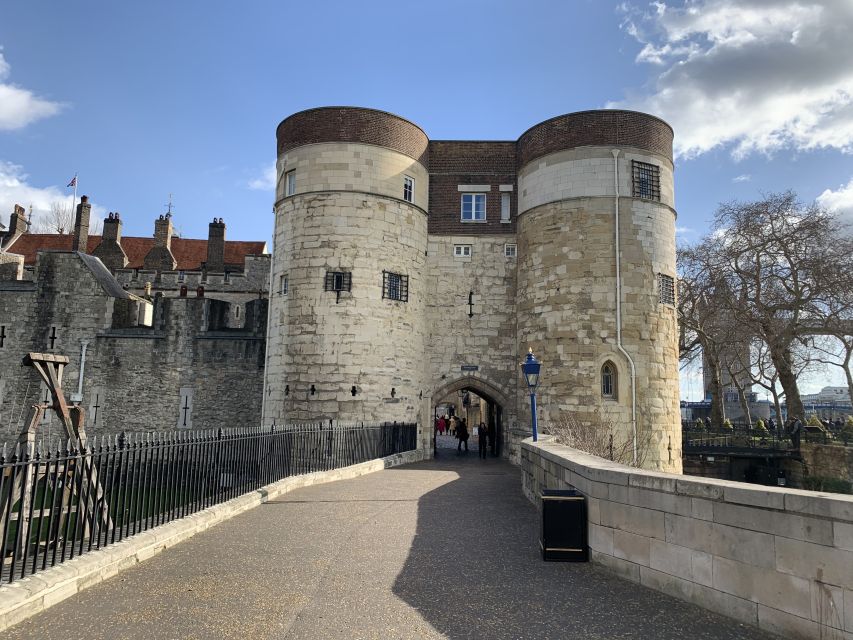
[437,415,446,436]
[790,416,803,449]
[478,421,488,459]
[704,416,712,430]
[449,416,456,437]
[457,418,469,454]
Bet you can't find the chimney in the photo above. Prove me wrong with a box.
[72,195,91,253]
[92,212,129,272]
[206,217,225,272]
[2,204,29,249]
[142,213,177,271]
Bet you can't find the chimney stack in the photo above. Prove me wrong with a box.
[72,195,91,253]
[4,204,29,242]
[206,217,226,272]
[92,212,129,272]
[143,213,177,271]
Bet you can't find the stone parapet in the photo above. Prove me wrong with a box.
[521,438,853,640]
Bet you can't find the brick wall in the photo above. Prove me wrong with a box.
[276,107,429,168]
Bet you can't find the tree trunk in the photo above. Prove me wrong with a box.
[771,386,784,429]
[770,345,803,419]
[706,351,726,427]
[737,388,752,427]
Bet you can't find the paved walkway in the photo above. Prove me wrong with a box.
[6,455,778,640]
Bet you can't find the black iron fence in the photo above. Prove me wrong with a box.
[0,422,417,584]
[683,426,849,451]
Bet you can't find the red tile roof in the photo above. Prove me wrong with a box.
[5,234,267,270]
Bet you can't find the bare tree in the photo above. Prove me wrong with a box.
[32,200,102,236]
[810,335,853,408]
[543,410,652,467]
[700,192,853,420]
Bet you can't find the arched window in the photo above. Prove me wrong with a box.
[602,362,617,399]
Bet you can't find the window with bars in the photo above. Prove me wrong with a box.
[632,160,661,201]
[382,271,409,302]
[403,176,414,203]
[324,271,351,303]
[658,273,675,305]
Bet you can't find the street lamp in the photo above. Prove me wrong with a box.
[521,348,542,442]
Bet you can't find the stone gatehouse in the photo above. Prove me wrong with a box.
[264,107,681,472]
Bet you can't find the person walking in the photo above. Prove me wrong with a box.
[457,418,469,454]
[790,416,803,449]
[478,421,488,459]
[437,415,446,436]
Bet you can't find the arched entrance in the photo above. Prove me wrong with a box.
[429,377,510,459]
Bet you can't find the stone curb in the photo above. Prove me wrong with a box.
[0,448,425,631]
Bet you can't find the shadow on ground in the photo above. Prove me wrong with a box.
[390,456,777,640]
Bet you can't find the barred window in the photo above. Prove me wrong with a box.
[403,176,414,203]
[658,273,675,305]
[382,271,409,302]
[324,270,351,303]
[632,160,660,201]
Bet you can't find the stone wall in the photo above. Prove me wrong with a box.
[0,252,266,440]
[522,437,853,640]
[516,146,680,472]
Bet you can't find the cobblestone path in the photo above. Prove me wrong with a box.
[5,456,779,639]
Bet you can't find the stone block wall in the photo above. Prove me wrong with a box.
[522,438,853,640]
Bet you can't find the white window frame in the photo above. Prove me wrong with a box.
[403,175,414,203]
[285,170,296,196]
[461,193,486,222]
[453,245,472,258]
[504,243,517,258]
[500,193,511,223]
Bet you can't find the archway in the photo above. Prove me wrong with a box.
[429,376,510,459]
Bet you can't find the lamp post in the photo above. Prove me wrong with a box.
[521,348,542,442]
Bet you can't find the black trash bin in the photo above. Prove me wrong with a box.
[540,488,589,562]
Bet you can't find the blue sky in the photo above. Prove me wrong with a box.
[2,1,852,397]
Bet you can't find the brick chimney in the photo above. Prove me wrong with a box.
[92,212,129,271]
[72,195,91,253]
[2,204,29,250]
[143,213,177,271]
[206,217,226,272]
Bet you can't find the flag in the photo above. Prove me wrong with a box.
[67,176,77,188]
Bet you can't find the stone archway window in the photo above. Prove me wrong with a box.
[602,362,617,399]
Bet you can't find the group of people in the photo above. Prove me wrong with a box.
[435,415,495,458]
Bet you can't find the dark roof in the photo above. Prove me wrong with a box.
[77,252,133,298]
[5,234,268,269]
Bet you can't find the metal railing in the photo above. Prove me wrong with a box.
[0,422,417,584]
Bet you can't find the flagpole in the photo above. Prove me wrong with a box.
[71,173,78,221]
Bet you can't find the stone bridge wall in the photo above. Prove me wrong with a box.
[521,437,853,640]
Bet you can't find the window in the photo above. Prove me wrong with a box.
[280,274,289,295]
[382,271,409,302]
[504,244,517,258]
[285,170,296,196]
[453,245,472,258]
[632,160,660,201]
[403,176,414,203]
[602,362,617,399]
[324,270,351,303]
[177,270,185,282]
[501,193,511,223]
[658,273,675,305]
[461,194,486,221]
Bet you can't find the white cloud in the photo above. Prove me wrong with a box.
[817,177,853,224]
[0,161,98,232]
[613,1,853,159]
[248,164,276,191]
[675,225,693,235]
[0,50,63,131]
[732,174,751,183]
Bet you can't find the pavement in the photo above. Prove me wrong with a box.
[4,455,779,640]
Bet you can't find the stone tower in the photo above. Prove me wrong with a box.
[264,107,680,472]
